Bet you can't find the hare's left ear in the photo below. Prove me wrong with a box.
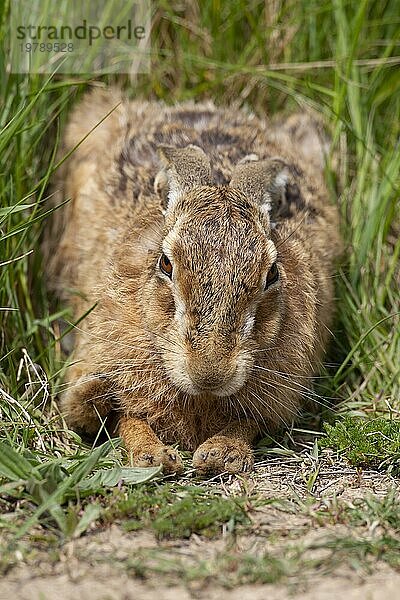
[229,155,292,215]
[155,144,212,212]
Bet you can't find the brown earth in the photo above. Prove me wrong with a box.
[1,453,399,600]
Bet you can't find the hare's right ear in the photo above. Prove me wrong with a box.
[155,144,212,212]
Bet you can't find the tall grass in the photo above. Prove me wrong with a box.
[0,0,399,518]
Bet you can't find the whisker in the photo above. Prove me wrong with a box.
[252,364,333,402]
[248,371,333,410]
[247,388,291,429]
[64,320,155,353]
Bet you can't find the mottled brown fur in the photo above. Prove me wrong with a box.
[45,87,342,474]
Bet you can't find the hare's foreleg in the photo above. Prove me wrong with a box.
[119,416,184,474]
[62,364,115,437]
[193,420,259,474]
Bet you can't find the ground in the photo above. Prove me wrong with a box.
[4,543,400,600]
[2,450,400,600]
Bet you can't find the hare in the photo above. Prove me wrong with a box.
[46,87,341,475]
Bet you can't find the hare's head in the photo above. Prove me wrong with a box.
[145,145,293,397]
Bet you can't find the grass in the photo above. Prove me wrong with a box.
[103,483,253,539]
[0,0,400,591]
[0,438,160,538]
[123,547,311,588]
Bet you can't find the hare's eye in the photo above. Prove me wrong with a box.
[159,253,173,278]
[265,262,279,290]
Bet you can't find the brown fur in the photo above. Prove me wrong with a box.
[45,87,342,474]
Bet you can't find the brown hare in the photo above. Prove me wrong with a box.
[46,88,341,475]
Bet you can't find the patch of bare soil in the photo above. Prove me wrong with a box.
[1,454,399,600]
[2,530,400,600]
[3,564,400,600]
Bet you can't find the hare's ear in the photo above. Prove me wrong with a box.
[155,144,212,212]
[230,156,292,216]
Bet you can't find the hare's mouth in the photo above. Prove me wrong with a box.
[175,372,246,398]
[162,351,250,397]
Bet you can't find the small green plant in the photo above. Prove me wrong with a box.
[0,439,160,537]
[322,417,400,471]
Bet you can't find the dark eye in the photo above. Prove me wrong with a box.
[159,253,173,278]
[265,262,279,290]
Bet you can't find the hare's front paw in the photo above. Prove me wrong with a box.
[193,435,254,475]
[133,445,184,475]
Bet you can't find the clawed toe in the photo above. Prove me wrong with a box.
[193,436,254,475]
[133,445,184,474]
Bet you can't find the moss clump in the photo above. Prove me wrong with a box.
[322,417,400,470]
